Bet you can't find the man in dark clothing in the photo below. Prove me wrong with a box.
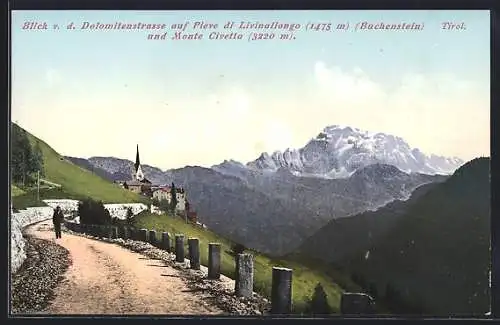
[52,206,64,239]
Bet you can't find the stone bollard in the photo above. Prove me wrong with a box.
[208,243,221,279]
[271,267,293,314]
[123,226,130,239]
[101,225,108,238]
[149,230,157,246]
[111,226,118,239]
[235,253,254,298]
[138,229,148,242]
[188,238,200,270]
[175,234,185,263]
[340,293,375,315]
[107,226,114,238]
[161,232,171,252]
[117,225,124,238]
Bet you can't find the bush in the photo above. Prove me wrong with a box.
[306,283,332,315]
[78,198,111,225]
[126,207,134,225]
[230,243,247,256]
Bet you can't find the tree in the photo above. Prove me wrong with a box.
[307,283,331,315]
[170,182,178,212]
[226,243,247,264]
[126,207,134,225]
[31,142,44,177]
[78,198,112,225]
[231,243,246,255]
[368,283,378,299]
[11,124,39,185]
[152,197,169,213]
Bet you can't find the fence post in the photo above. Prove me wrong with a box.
[175,234,185,262]
[139,228,148,242]
[235,253,254,298]
[100,225,107,238]
[271,267,293,314]
[111,226,118,239]
[107,226,114,238]
[340,293,375,315]
[188,238,200,270]
[161,232,171,252]
[117,225,124,238]
[149,230,157,246]
[208,243,221,279]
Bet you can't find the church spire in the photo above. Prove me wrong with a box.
[135,144,140,172]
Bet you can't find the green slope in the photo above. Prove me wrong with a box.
[135,212,346,314]
[299,157,490,315]
[11,185,25,197]
[11,124,148,208]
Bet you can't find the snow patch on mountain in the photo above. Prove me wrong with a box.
[246,125,463,178]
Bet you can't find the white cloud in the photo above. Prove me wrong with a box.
[304,61,489,160]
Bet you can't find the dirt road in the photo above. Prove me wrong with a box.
[25,220,224,315]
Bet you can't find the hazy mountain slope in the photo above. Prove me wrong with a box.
[298,157,490,315]
[66,154,446,255]
[296,181,441,264]
[65,156,119,181]
[164,166,320,254]
[163,164,444,255]
[88,156,169,184]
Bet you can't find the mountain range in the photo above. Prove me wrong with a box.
[245,125,463,178]
[65,125,458,255]
[296,157,490,315]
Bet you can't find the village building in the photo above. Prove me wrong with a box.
[152,185,187,211]
[122,145,153,196]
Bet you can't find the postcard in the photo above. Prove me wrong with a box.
[10,9,491,318]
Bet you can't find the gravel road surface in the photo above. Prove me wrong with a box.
[21,220,224,315]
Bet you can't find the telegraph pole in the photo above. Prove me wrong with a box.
[37,170,40,201]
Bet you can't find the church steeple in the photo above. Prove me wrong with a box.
[135,144,140,172]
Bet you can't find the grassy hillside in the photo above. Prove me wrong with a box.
[134,212,347,314]
[11,124,148,209]
[298,157,490,316]
[11,185,25,197]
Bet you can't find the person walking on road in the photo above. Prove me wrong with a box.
[52,206,64,239]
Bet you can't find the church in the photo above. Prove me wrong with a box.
[122,145,153,196]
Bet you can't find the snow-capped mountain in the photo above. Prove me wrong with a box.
[246,125,464,178]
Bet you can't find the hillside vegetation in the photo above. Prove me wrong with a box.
[11,123,148,209]
[297,157,490,316]
[134,212,348,314]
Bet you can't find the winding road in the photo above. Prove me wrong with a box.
[24,220,224,315]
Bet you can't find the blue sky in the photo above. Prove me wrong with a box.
[11,10,490,169]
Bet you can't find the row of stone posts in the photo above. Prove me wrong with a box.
[65,222,294,314]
